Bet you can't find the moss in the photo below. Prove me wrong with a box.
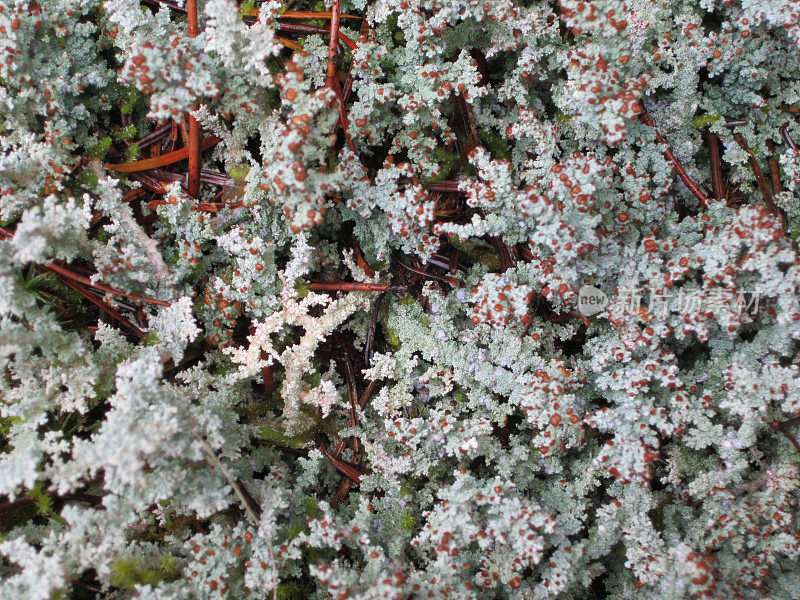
[124,143,140,162]
[110,557,179,590]
[478,127,511,160]
[691,113,722,129]
[304,495,319,518]
[276,580,315,600]
[261,425,316,449]
[113,124,137,142]
[0,416,22,439]
[87,136,112,159]
[284,519,310,541]
[295,278,310,298]
[28,482,54,517]
[76,170,99,189]
[447,235,500,270]
[230,165,250,181]
[424,147,460,185]
[381,319,401,348]
[400,509,419,534]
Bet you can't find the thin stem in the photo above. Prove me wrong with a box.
[332,77,356,152]
[426,180,467,194]
[276,37,303,51]
[130,172,171,193]
[187,118,202,198]
[319,442,363,483]
[277,23,358,50]
[352,242,376,278]
[330,476,353,508]
[707,131,725,204]
[277,10,360,20]
[342,353,360,455]
[780,415,800,428]
[187,413,278,600]
[358,379,378,410]
[487,233,516,271]
[199,170,240,187]
[343,17,368,108]
[363,292,385,366]
[732,132,785,229]
[57,275,145,337]
[135,123,172,150]
[772,420,800,458]
[262,365,274,395]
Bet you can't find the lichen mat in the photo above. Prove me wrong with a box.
[1,1,800,599]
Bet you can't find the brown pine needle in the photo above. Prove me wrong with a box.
[307,281,398,292]
[731,132,786,233]
[270,10,361,20]
[44,263,171,307]
[707,131,725,204]
[640,113,709,208]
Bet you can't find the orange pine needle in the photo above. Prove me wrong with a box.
[326,0,341,89]
[274,10,360,20]
[104,137,220,173]
[337,32,357,51]
[353,243,376,277]
[307,281,395,292]
[186,0,201,198]
[277,36,303,51]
